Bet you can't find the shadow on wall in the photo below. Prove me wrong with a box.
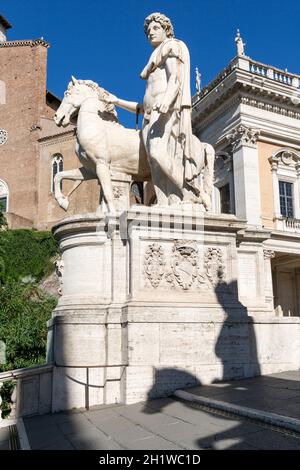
[145,279,261,403]
[214,280,261,381]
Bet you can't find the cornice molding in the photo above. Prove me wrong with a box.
[193,93,240,133]
[193,71,300,132]
[193,91,300,136]
[0,38,50,49]
[39,131,75,147]
[240,95,300,120]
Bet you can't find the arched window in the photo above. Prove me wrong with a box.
[0,179,9,212]
[51,153,63,192]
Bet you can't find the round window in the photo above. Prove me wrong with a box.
[0,129,8,145]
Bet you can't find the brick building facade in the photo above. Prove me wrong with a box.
[0,14,102,230]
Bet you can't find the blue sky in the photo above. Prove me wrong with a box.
[2,0,300,127]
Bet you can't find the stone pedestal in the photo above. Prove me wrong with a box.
[48,208,300,411]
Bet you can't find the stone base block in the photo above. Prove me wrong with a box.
[46,211,300,412]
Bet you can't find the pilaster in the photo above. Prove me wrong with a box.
[226,124,262,226]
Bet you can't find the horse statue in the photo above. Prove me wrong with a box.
[53,76,214,212]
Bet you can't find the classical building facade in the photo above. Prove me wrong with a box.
[193,33,300,318]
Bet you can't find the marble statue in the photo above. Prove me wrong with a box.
[196,67,201,95]
[53,13,214,212]
[235,29,245,56]
[53,77,151,212]
[107,12,214,208]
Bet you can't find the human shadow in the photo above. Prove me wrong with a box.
[140,279,266,450]
[213,279,261,381]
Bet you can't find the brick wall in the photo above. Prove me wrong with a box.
[0,42,52,226]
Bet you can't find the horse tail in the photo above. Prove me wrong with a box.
[202,143,215,197]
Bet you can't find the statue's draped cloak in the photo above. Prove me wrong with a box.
[140,38,200,192]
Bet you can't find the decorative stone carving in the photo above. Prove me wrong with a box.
[204,247,225,286]
[170,240,198,290]
[0,129,8,145]
[112,186,124,199]
[55,257,64,296]
[281,151,293,165]
[144,243,166,288]
[268,149,300,171]
[226,124,259,150]
[263,249,275,259]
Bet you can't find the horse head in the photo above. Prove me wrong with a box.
[54,77,118,127]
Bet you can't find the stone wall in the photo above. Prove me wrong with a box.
[0,42,53,226]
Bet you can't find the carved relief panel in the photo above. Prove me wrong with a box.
[143,241,226,291]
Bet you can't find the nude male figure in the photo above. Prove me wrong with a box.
[108,12,198,206]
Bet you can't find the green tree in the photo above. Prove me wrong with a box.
[0,228,59,371]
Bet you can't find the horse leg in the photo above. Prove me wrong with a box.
[54,167,96,211]
[95,162,116,213]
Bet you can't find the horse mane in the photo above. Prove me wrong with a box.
[66,79,119,123]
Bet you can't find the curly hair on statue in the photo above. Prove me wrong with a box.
[144,12,174,38]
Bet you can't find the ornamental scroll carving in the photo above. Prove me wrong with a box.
[204,247,225,286]
[144,243,166,288]
[263,249,275,260]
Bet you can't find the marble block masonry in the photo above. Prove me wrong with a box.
[46,207,300,411]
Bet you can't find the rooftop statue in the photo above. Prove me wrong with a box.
[235,29,246,56]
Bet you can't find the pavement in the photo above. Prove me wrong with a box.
[1,370,300,450]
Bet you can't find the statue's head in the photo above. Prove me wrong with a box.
[144,12,174,39]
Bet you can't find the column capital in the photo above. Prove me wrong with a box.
[226,124,260,151]
[263,249,275,260]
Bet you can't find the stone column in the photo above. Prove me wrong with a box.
[263,249,275,308]
[226,124,262,226]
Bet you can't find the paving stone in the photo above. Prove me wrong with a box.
[242,429,300,450]
[91,415,153,447]
[39,437,75,450]
[68,430,123,450]
[130,435,183,450]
